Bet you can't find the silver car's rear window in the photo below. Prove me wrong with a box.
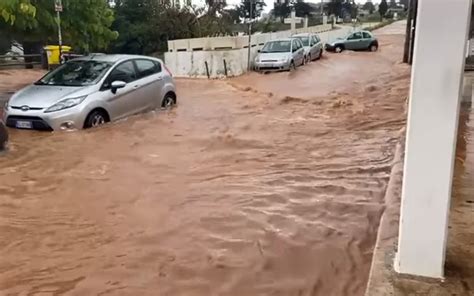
[36,60,113,87]
[296,37,310,46]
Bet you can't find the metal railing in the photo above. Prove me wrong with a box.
[0,54,45,68]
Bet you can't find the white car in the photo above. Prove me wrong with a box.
[4,54,177,131]
[254,38,305,72]
[292,33,324,63]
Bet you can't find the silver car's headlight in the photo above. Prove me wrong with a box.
[45,96,87,113]
[4,100,9,110]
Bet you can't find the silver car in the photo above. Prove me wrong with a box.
[292,33,323,63]
[3,54,176,131]
[254,38,305,71]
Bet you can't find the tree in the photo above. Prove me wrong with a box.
[363,1,375,14]
[110,0,236,54]
[0,36,10,54]
[238,0,266,20]
[341,1,353,20]
[327,0,344,18]
[0,0,117,52]
[111,0,207,54]
[379,0,388,21]
[389,0,398,9]
[399,0,409,9]
[205,0,227,17]
[273,1,291,22]
[224,7,242,24]
[294,2,314,18]
[349,1,358,19]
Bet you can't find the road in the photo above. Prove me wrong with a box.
[0,21,409,296]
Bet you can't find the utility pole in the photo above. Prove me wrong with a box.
[403,0,418,65]
[403,0,413,63]
[408,0,418,65]
[247,0,254,72]
[55,0,63,64]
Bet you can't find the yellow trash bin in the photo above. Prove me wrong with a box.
[44,45,72,65]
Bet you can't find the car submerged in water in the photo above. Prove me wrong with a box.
[325,31,379,53]
[254,38,306,72]
[3,54,177,131]
[292,33,324,63]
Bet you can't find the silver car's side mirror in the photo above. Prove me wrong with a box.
[111,81,126,94]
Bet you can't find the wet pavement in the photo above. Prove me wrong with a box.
[0,22,411,295]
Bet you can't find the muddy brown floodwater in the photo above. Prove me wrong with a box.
[0,22,410,295]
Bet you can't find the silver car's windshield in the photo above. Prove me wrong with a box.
[261,41,291,53]
[296,37,310,46]
[36,60,113,87]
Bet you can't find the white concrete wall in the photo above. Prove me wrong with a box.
[165,26,354,78]
[167,24,333,52]
[165,48,260,78]
[395,0,472,278]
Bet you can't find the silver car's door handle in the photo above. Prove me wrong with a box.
[133,84,139,89]
[156,76,163,81]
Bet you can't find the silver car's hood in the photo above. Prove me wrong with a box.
[258,52,291,61]
[9,84,94,108]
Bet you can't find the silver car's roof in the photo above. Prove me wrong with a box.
[293,33,314,37]
[265,38,293,43]
[73,54,158,63]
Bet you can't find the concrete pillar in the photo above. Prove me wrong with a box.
[290,10,296,33]
[323,15,328,25]
[395,0,472,278]
[304,16,309,29]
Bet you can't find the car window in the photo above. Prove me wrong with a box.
[297,39,303,50]
[292,40,298,52]
[363,32,372,39]
[36,60,112,87]
[261,41,291,53]
[348,32,363,40]
[135,59,161,79]
[104,61,137,88]
[297,36,310,46]
[312,36,319,45]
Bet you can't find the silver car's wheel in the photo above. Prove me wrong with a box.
[84,109,109,129]
[370,44,378,52]
[289,61,296,72]
[335,46,343,53]
[161,94,176,109]
[91,114,105,127]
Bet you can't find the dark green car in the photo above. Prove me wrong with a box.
[325,31,379,53]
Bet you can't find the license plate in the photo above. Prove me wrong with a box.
[16,120,32,129]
